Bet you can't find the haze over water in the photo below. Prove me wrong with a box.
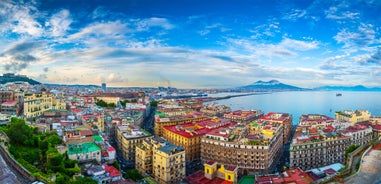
[211,91,381,124]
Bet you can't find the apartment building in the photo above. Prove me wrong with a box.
[23,92,53,118]
[335,110,371,124]
[200,104,231,117]
[223,110,263,124]
[341,124,373,146]
[115,125,152,167]
[136,137,186,183]
[290,114,352,171]
[153,143,185,184]
[162,118,234,174]
[68,142,101,163]
[154,110,208,136]
[201,120,284,175]
[260,112,293,143]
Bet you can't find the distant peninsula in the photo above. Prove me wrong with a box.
[314,85,381,92]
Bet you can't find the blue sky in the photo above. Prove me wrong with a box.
[0,0,380,88]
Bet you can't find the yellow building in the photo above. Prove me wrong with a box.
[153,143,185,184]
[154,111,207,136]
[204,160,238,183]
[335,110,371,124]
[162,118,233,174]
[23,92,53,118]
[116,125,151,168]
[82,113,105,131]
[136,138,156,176]
[95,96,120,105]
[52,98,67,110]
[136,137,186,181]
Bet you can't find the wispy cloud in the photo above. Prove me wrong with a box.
[334,23,377,49]
[47,9,72,37]
[325,7,360,20]
[280,38,319,51]
[136,17,174,31]
[0,0,43,37]
[282,9,307,21]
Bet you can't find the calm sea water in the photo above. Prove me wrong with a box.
[209,91,381,125]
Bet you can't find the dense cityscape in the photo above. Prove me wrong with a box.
[0,74,380,184]
[1,0,381,183]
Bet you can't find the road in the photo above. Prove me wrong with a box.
[0,153,23,184]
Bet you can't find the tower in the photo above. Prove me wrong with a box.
[101,83,106,92]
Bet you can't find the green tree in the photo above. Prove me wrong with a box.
[150,100,158,107]
[123,169,143,181]
[95,99,108,107]
[120,100,129,108]
[8,118,33,145]
[46,133,62,146]
[72,177,98,184]
[108,102,116,108]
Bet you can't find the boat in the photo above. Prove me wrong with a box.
[336,93,342,97]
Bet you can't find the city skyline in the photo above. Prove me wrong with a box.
[0,0,380,88]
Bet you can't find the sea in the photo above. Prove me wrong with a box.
[207,91,381,125]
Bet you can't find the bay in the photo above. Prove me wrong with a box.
[210,91,381,125]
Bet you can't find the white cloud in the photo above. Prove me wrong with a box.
[282,9,307,21]
[48,9,72,36]
[334,23,376,49]
[0,1,43,37]
[325,6,360,20]
[136,17,174,31]
[280,38,319,51]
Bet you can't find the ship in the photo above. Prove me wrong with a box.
[336,93,342,97]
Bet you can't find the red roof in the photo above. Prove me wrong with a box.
[225,165,237,171]
[80,130,93,136]
[107,146,115,151]
[1,100,18,106]
[163,119,235,139]
[105,165,121,177]
[185,170,233,184]
[372,124,381,131]
[205,160,216,165]
[71,108,82,113]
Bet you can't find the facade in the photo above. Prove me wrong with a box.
[260,112,293,143]
[162,118,234,174]
[68,142,101,163]
[255,167,314,184]
[200,105,231,117]
[23,92,53,118]
[0,90,14,103]
[154,111,207,136]
[115,125,151,167]
[201,120,284,175]
[204,160,238,184]
[335,110,371,124]
[341,124,373,146]
[290,114,352,171]
[82,113,105,131]
[136,137,186,183]
[153,143,185,184]
[223,110,263,124]
[1,100,21,116]
[52,98,67,110]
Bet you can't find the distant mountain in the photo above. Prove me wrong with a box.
[239,80,305,91]
[0,73,41,85]
[314,85,381,91]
